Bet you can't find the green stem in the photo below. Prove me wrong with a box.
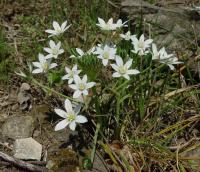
[91,123,100,163]
[31,77,81,102]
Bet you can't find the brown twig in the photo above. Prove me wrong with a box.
[0,152,49,172]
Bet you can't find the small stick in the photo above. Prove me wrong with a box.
[0,152,49,172]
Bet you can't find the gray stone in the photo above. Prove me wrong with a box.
[13,137,42,160]
[1,116,34,139]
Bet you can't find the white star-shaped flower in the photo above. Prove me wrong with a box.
[45,20,71,37]
[70,47,95,58]
[111,56,140,80]
[44,40,64,59]
[151,44,183,70]
[69,75,95,99]
[62,64,81,84]
[115,19,128,29]
[159,49,183,70]
[96,17,116,31]
[94,44,116,66]
[32,53,57,74]
[54,99,87,131]
[120,31,136,41]
[131,34,153,56]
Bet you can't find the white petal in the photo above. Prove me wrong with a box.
[76,115,87,123]
[72,64,78,71]
[49,63,57,69]
[62,75,69,80]
[145,39,153,46]
[53,21,60,30]
[32,62,42,68]
[49,40,55,48]
[125,59,133,69]
[112,72,121,78]
[74,75,81,85]
[45,54,53,59]
[102,59,108,66]
[57,41,61,49]
[73,90,82,98]
[38,53,46,63]
[76,48,84,56]
[44,48,52,54]
[64,99,73,112]
[110,64,119,71]
[168,64,175,70]
[82,89,88,96]
[86,82,95,89]
[65,66,71,73]
[98,17,105,26]
[68,78,73,84]
[55,120,69,131]
[45,29,57,35]
[63,24,71,31]
[69,121,76,131]
[61,21,67,30]
[140,34,145,42]
[32,68,43,74]
[54,108,67,118]
[59,49,64,54]
[108,18,113,25]
[152,43,157,54]
[127,69,140,75]
[116,56,123,66]
[69,84,78,90]
[74,104,82,114]
[82,75,88,84]
[123,74,130,80]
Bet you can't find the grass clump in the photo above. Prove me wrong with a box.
[0,29,15,83]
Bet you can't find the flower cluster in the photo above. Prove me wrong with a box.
[96,17,127,31]
[29,17,182,132]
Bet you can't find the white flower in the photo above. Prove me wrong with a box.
[70,47,95,58]
[44,40,64,59]
[32,54,57,74]
[159,50,182,70]
[131,34,153,56]
[62,64,81,84]
[151,44,183,70]
[111,56,140,80]
[45,20,71,37]
[94,44,116,66]
[151,43,166,60]
[120,31,136,41]
[69,75,95,98]
[96,17,116,31]
[54,99,87,131]
[115,19,128,28]
[161,57,182,70]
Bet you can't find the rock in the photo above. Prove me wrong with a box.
[13,137,42,160]
[20,83,31,92]
[18,83,31,110]
[1,116,34,139]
